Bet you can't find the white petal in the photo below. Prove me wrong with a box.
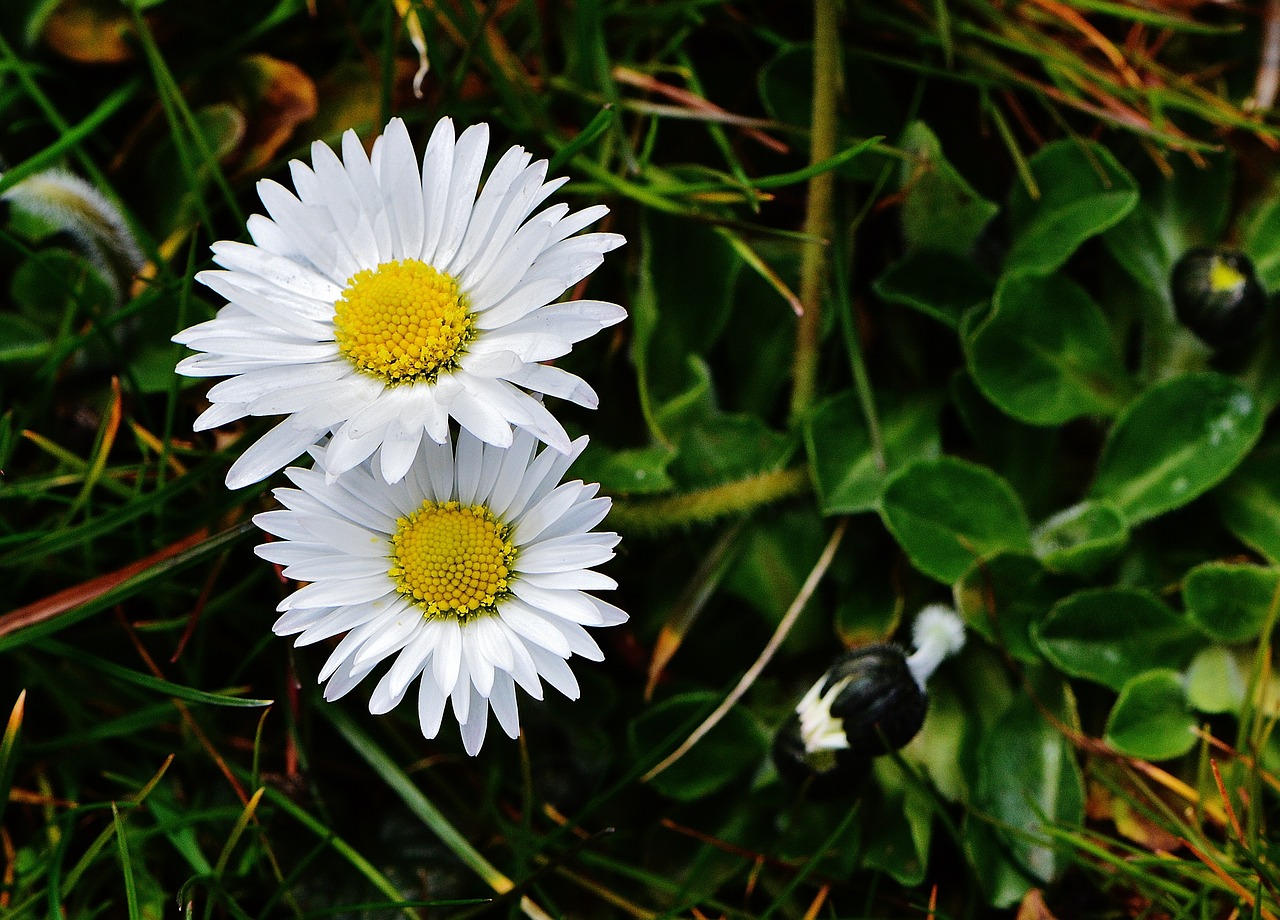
[226,418,325,489]
[448,385,515,448]
[280,575,396,611]
[525,643,580,700]
[509,581,604,625]
[498,598,572,657]
[489,670,520,739]
[454,427,484,505]
[418,675,449,738]
[379,117,426,260]
[420,117,456,263]
[513,481,586,545]
[432,617,463,696]
[462,625,496,697]
[458,688,489,756]
[295,603,383,647]
[434,123,489,268]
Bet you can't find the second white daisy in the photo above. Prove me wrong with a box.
[175,116,625,488]
[255,428,626,755]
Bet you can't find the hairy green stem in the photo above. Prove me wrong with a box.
[790,0,842,422]
[607,467,810,534]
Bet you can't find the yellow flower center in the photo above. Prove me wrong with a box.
[1209,257,1246,294]
[389,500,516,621]
[333,259,474,385]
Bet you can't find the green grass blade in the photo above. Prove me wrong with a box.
[0,690,25,833]
[322,706,517,894]
[111,802,142,920]
[36,639,273,708]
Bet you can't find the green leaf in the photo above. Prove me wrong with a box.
[1186,646,1246,714]
[833,527,901,645]
[1105,154,1232,299]
[862,757,933,886]
[972,672,1083,903]
[1032,501,1128,577]
[1089,373,1263,524]
[669,412,789,490]
[873,249,993,329]
[953,553,1065,663]
[1006,139,1139,276]
[1035,588,1204,691]
[323,707,518,898]
[899,122,999,255]
[1217,439,1280,564]
[0,314,51,365]
[11,249,115,327]
[805,392,940,515]
[966,273,1131,424]
[1104,670,1197,760]
[1183,562,1280,643]
[39,640,273,708]
[629,692,765,801]
[727,507,828,652]
[879,457,1032,584]
[573,444,675,496]
[1245,190,1280,291]
[950,372,1059,514]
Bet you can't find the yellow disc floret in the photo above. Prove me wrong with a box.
[389,500,516,621]
[333,259,474,385]
[1209,256,1247,294]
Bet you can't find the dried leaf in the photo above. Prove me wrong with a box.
[1015,890,1059,920]
[233,54,319,177]
[43,0,135,64]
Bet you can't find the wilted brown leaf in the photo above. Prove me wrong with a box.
[1016,890,1059,920]
[42,0,135,64]
[233,54,319,177]
[309,59,417,147]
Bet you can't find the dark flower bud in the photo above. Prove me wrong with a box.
[1171,247,1267,348]
[772,605,965,794]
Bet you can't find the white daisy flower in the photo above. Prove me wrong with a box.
[175,116,625,488]
[255,428,627,755]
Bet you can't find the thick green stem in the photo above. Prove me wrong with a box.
[607,467,810,534]
[790,0,843,422]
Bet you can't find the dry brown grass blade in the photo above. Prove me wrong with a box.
[1182,838,1278,920]
[612,65,788,153]
[0,528,208,640]
[641,518,848,783]
[1027,0,1143,90]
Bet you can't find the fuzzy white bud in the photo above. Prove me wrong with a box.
[906,604,966,688]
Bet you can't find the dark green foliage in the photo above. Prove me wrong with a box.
[3,1,1280,918]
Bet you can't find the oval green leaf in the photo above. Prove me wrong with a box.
[1032,501,1128,577]
[630,693,766,802]
[1036,588,1204,691]
[1217,439,1280,564]
[899,122,999,256]
[874,249,993,329]
[880,457,1032,584]
[1006,139,1139,276]
[806,391,940,515]
[966,273,1131,424]
[1183,561,1280,643]
[1104,670,1197,761]
[974,673,1084,895]
[1089,372,1263,524]
[954,553,1066,663]
[1186,646,1246,715]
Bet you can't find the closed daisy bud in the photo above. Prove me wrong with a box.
[1171,247,1267,348]
[773,605,965,793]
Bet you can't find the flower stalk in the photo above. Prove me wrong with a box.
[790,0,843,423]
